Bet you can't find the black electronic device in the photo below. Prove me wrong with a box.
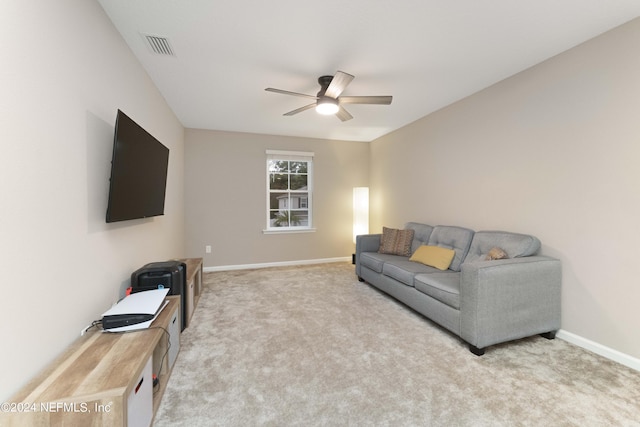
[106,109,170,223]
[101,288,169,332]
[131,261,186,331]
[102,313,154,330]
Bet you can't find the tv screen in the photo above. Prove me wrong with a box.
[106,110,169,223]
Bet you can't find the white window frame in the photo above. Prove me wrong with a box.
[264,150,315,234]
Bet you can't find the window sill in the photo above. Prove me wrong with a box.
[263,228,317,235]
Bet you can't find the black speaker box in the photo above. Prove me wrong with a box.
[131,261,186,331]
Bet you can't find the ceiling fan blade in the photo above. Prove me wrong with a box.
[283,103,316,116]
[339,96,393,105]
[335,106,353,122]
[265,88,317,100]
[324,71,354,99]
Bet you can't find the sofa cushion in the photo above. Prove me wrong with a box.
[427,226,475,272]
[414,272,461,309]
[405,222,434,254]
[360,252,404,273]
[465,231,541,263]
[409,245,456,270]
[382,259,441,287]
[379,227,414,256]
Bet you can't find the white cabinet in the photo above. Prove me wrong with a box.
[167,303,181,368]
[127,357,153,427]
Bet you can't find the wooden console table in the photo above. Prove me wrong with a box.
[3,258,204,426]
[3,297,181,427]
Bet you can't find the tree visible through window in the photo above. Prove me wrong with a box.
[266,150,313,230]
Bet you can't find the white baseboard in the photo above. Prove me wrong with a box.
[557,329,640,372]
[203,257,351,273]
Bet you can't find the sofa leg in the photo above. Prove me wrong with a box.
[357,276,365,282]
[540,331,556,340]
[469,345,485,356]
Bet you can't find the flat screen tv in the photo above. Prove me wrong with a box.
[106,110,169,223]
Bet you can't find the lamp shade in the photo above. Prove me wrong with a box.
[316,97,339,115]
[353,187,369,244]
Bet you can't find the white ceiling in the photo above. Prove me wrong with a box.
[97,1,640,142]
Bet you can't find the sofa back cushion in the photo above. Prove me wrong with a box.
[405,222,434,254]
[465,230,541,263]
[427,225,475,272]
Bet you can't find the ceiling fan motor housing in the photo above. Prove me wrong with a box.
[317,75,334,97]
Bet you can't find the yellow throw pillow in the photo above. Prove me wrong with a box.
[409,245,456,270]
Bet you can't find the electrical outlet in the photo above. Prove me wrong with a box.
[205,245,211,254]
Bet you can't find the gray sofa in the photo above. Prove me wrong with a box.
[355,222,561,355]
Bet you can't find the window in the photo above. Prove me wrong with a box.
[265,150,314,232]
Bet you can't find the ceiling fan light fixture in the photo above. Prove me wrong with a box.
[266,71,392,121]
[316,97,339,115]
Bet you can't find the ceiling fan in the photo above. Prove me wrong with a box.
[265,71,392,122]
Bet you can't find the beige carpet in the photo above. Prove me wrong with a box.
[154,263,640,426]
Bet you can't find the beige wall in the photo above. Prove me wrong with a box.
[185,129,369,267]
[0,1,185,400]
[370,18,640,359]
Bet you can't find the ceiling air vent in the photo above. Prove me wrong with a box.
[143,34,175,56]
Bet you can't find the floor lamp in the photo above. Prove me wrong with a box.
[353,187,369,264]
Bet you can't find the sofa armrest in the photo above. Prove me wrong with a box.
[355,234,382,276]
[459,256,561,350]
